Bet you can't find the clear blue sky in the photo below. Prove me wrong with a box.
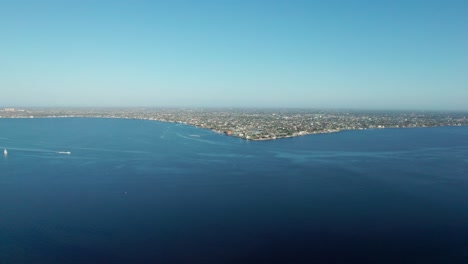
[1,0,467,110]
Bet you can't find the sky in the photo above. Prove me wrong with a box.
[0,0,467,110]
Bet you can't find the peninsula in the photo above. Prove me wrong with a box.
[1,108,467,141]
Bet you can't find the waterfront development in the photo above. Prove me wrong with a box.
[1,108,467,140]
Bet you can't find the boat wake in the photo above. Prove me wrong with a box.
[175,133,220,145]
[0,146,72,156]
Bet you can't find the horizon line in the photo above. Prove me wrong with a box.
[1,105,468,113]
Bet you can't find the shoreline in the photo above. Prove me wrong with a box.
[1,116,466,141]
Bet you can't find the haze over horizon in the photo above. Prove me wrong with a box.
[1,1,467,110]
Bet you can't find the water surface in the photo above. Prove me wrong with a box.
[1,118,467,263]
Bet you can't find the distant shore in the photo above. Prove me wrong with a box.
[1,108,467,141]
[1,115,466,142]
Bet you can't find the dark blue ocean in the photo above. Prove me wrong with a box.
[1,118,467,263]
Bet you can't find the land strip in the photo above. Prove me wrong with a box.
[1,108,467,140]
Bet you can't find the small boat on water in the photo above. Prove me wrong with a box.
[3,148,7,156]
[58,151,71,155]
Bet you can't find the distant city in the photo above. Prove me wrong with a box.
[1,107,467,140]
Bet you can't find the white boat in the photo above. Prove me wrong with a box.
[3,148,7,156]
[58,151,71,155]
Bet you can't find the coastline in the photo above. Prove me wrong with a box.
[1,115,466,142]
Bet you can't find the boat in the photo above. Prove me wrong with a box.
[58,151,71,155]
[3,148,7,156]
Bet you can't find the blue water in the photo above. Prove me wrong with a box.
[1,118,467,263]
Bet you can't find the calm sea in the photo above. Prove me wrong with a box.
[1,118,467,263]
